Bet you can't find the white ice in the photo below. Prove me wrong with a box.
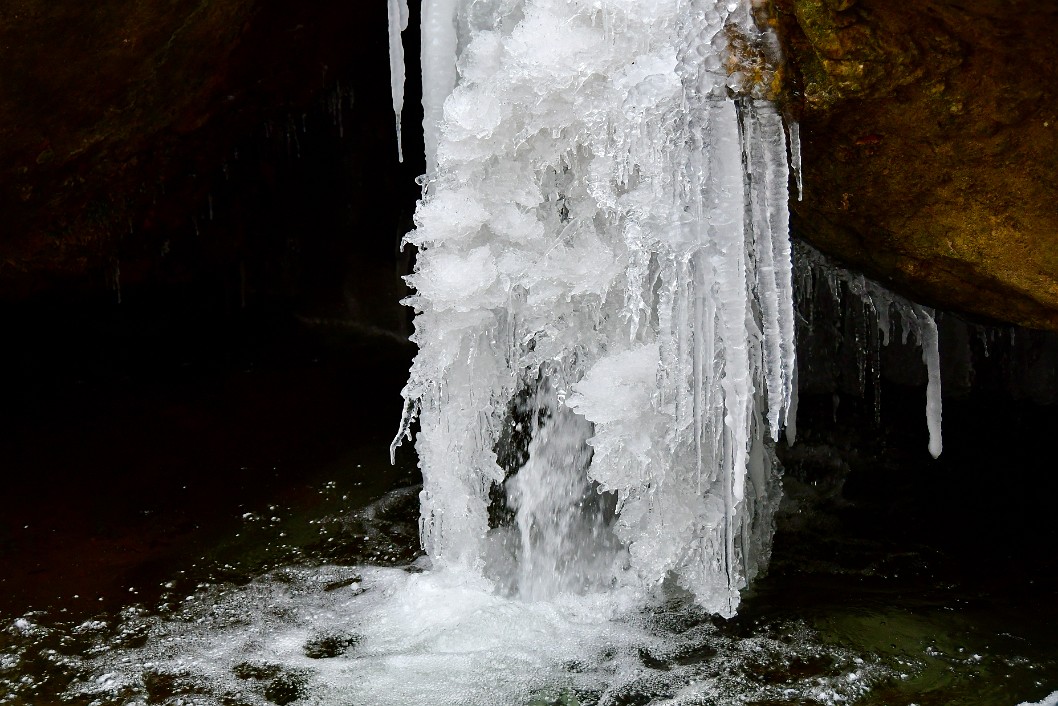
[1019,691,1058,706]
[395,0,797,617]
[386,0,410,162]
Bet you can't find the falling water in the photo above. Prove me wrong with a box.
[391,0,796,616]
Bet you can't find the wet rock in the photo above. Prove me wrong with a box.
[322,576,362,593]
[777,0,1058,329]
[143,669,206,700]
[233,663,312,706]
[303,631,360,659]
[637,647,672,671]
[262,669,309,705]
[232,661,282,681]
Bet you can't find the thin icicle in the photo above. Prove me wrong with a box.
[788,120,803,201]
[913,304,944,458]
[387,0,410,162]
[785,365,798,445]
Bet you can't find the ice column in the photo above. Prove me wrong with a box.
[394,0,796,615]
[419,0,458,178]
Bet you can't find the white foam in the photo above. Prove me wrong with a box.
[62,566,659,706]
[49,561,903,706]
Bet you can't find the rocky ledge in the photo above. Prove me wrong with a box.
[776,0,1058,329]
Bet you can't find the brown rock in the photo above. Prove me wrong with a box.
[777,0,1058,330]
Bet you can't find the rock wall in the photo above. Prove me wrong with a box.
[776,0,1058,330]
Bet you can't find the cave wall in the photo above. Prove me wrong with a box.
[0,0,421,322]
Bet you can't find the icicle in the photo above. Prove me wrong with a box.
[420,0,458,176]
[784,365,798,445]
[795,241,944,458]
[387,0,410,162]
[870,310,883,425]
[788,120,803,201]
[741,102,777,436]
[913,304,944,458]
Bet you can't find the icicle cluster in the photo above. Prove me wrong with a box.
[795,243,943,458]
[393,0,796,615]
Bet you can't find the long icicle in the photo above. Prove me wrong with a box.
[386,0,410,162]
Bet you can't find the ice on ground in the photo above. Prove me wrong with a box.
[1019,691,1058,706]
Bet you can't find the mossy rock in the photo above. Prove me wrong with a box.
[303,631,360,659]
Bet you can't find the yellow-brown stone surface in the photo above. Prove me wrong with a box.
[777,0,1058,329]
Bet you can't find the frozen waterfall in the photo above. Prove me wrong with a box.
[393,0,796,616]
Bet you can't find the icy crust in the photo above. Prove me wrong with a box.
[795,242,943,458]
[395,0,796,615]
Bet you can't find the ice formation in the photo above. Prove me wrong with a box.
[795,242,943,457]
[1020,691,1058,706]
[393,0,796,616]
[386,0,410,162]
